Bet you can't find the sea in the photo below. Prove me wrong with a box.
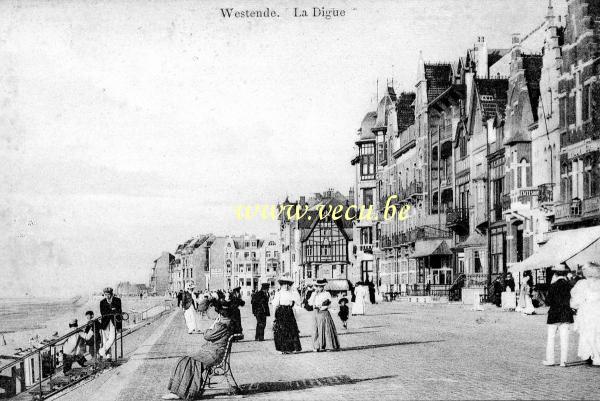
[0,295,166,356]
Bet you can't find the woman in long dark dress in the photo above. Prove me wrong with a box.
[162,300,235,400]
[272,277,302,354]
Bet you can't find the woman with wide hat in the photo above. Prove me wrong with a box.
[162,299,236,400]
[308,279,340,351]
[272,275,302,354]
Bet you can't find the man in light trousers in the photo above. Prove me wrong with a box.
[543,263,574,367]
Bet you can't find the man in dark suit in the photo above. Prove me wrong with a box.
[543,263,574,367]
[251,283,270,341]
[99,287,122,359]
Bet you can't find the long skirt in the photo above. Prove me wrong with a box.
[313,309,340,351]
[273,306,302,352]
[352,298,365,315]
[168,356,205,400]
[184,307,197,333]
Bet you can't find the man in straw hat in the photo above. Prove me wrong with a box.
[99,287,122,359]
[251,282,271,341]
[543,263,574,367]
[182,282,198,334]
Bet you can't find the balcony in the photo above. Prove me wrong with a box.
[537,183,554,204]
[407,181,424,197]
[555,198,582,221]
[583,196,600,215]
[414,225,453,240]
[517,188,538,205]
[359,244,373,253]
[446,207,469,234]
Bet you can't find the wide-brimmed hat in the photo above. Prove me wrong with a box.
[553,263,570,272]
[213,300,234,319]
[315,279,327,286]
[338,297,349,304]
[232,286,241,293]
[277,274,294,284]
[260,282,270,289]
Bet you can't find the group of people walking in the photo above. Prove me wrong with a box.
[543,261,600,367]
[162,276,366,399]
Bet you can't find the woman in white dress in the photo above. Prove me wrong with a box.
[272,276,302,354]
[571,261,600,365]
[308,279,340,351]
[351,282,366,316]
[516,271,536,315]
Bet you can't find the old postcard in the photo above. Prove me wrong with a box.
[1,0,600,400]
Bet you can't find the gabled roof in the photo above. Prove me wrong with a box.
[425,63,453,102]
[522,54,542,122]
[396,92,416,133]
[474,78,508,120]
[373,95,394,131]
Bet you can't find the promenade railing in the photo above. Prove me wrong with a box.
[0,299,174,400]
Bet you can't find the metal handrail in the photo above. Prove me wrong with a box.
[0,301,174,399]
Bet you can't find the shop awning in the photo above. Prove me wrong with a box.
[456,232,486,248]
[509,226,600,275]
[325,279,350,291]
[411,239,452,258]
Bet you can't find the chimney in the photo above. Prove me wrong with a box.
[512,33,521,46]
[475,36,488,78]
[299,196,306,205]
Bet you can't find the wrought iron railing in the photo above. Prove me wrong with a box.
[446,207,469,226]
[537,183,554,203]
[0,301,174,400]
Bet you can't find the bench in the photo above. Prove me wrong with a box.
[200,334,244,396]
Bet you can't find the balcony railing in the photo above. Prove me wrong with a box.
[407,181,424,197]
[517,188,538,204]
[446,208,469,227]
[537,183,554,204]
[414,225,453,240]
[359,244,373,253]
[555,198,582,220]
[583,196,600,215]
[465,273,488,288]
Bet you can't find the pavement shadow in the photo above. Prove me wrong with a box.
[337,340,443,352]
[203,374,397,397]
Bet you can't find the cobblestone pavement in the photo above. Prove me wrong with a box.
[54,302,600,400]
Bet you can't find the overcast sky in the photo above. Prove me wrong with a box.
[0,0,560,297]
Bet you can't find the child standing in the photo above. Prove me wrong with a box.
[338,297,349,329]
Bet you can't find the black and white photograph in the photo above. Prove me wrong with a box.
[1,0,600,399]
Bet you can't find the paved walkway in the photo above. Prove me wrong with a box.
[53,301,600,400]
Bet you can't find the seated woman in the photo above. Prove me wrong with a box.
[162,300,235,400]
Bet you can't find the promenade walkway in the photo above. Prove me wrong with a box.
[51,301,600,400]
